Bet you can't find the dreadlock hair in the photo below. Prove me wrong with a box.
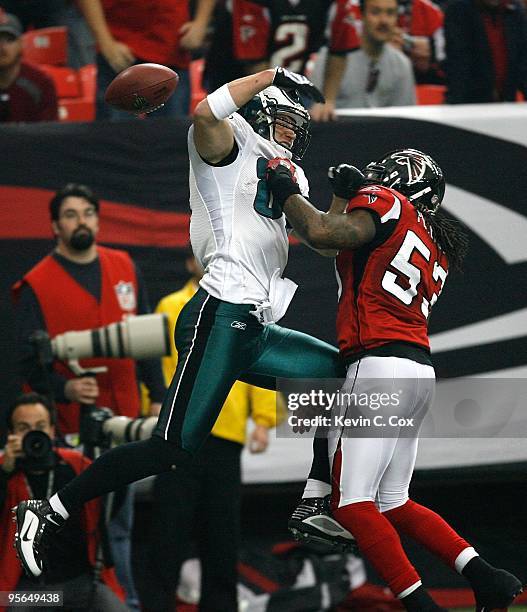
[415,204,469,272]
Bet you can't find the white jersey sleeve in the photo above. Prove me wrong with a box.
[293,163,309,199]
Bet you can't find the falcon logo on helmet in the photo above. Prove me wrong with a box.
[237,86,311,160]
[363,148,445,214]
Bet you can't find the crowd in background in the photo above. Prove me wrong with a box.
[0,0,526,123]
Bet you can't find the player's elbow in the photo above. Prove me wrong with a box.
[193,98,215,124]
[305,225,332,250]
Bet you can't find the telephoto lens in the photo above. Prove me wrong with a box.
[102,415,158,444]
[51,313,170,361]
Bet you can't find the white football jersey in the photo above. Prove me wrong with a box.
[188,112,309,305]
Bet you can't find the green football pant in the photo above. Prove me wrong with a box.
[153,288,342,455]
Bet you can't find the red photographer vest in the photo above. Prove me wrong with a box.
[13,247,141,434]
[0,448,124,606]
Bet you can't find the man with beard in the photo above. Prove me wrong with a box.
[12,183,165,610]
[0,10,58,122]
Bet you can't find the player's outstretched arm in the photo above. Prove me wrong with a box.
[266,160,375,250]
[290,230,338,258]
[193,67,324,163]
[287,199,376,250]
[292,194,349,258]
[193,69,275,163]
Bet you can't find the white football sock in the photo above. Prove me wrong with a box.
[455,547,478,574]
[302,478,331,499]
[49,493,69,520]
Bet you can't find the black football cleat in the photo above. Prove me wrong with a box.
[473,567,523,611]
[13,499,65,578]
[288,496,358,553]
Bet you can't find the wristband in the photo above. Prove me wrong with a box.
[206,84,239,120]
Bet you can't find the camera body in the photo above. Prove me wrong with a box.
[23,430,53,459]
[80,406,158,449]
[19,430,56,471]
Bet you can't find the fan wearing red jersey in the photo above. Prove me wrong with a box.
[204,0,333,93]
[266,149,522,612]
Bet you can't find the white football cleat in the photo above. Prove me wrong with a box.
[13,499,64,578]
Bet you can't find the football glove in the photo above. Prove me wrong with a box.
[266,158,302,211]
[272,67,325,104]
[328,164,366,199]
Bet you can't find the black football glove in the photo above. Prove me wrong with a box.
[328,164,366,199]
[272,67,325,104]
[266,158,302,211]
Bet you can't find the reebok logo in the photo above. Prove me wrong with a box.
[231,321,247,330]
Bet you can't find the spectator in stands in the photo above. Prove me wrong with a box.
[12,183,167,611]
[311,0,415,116]
[390,0,445,83]
[0,0,95,69]
[141,248,282,612]
[444,0,527,103]
[77,0,216,119]
[0,11,58,122]
[204,0,336,94]
[0,392,127,611]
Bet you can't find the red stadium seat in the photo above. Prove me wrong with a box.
[58,99,95,122]
[21,27,97,122]
[39,65,82,98]
[79,64,97,100]
[415,84,446,105]
[189,59,207,113]
[22,27,68,66]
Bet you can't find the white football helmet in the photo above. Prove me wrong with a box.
[238,86,311,159]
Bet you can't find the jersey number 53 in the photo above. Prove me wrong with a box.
[382,229,448,318]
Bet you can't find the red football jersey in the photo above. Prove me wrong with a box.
[101,0,191,68]
[329,0,361,54]
[335,185,449,358]
[232,0,270,62]
[398,0,444,38]
[233,0,332,73]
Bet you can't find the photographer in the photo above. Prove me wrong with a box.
[12,183,165,436]
[12,183,167,610]
[0,392,127,612]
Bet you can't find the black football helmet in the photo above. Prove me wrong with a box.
[237,86,311,160]
[362,148,445,213]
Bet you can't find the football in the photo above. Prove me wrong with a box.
[104,63,179,114]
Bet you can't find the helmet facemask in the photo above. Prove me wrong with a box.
[363,148,445,214]
[238,86,311,160]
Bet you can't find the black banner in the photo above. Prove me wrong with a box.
[2,115,527,409]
